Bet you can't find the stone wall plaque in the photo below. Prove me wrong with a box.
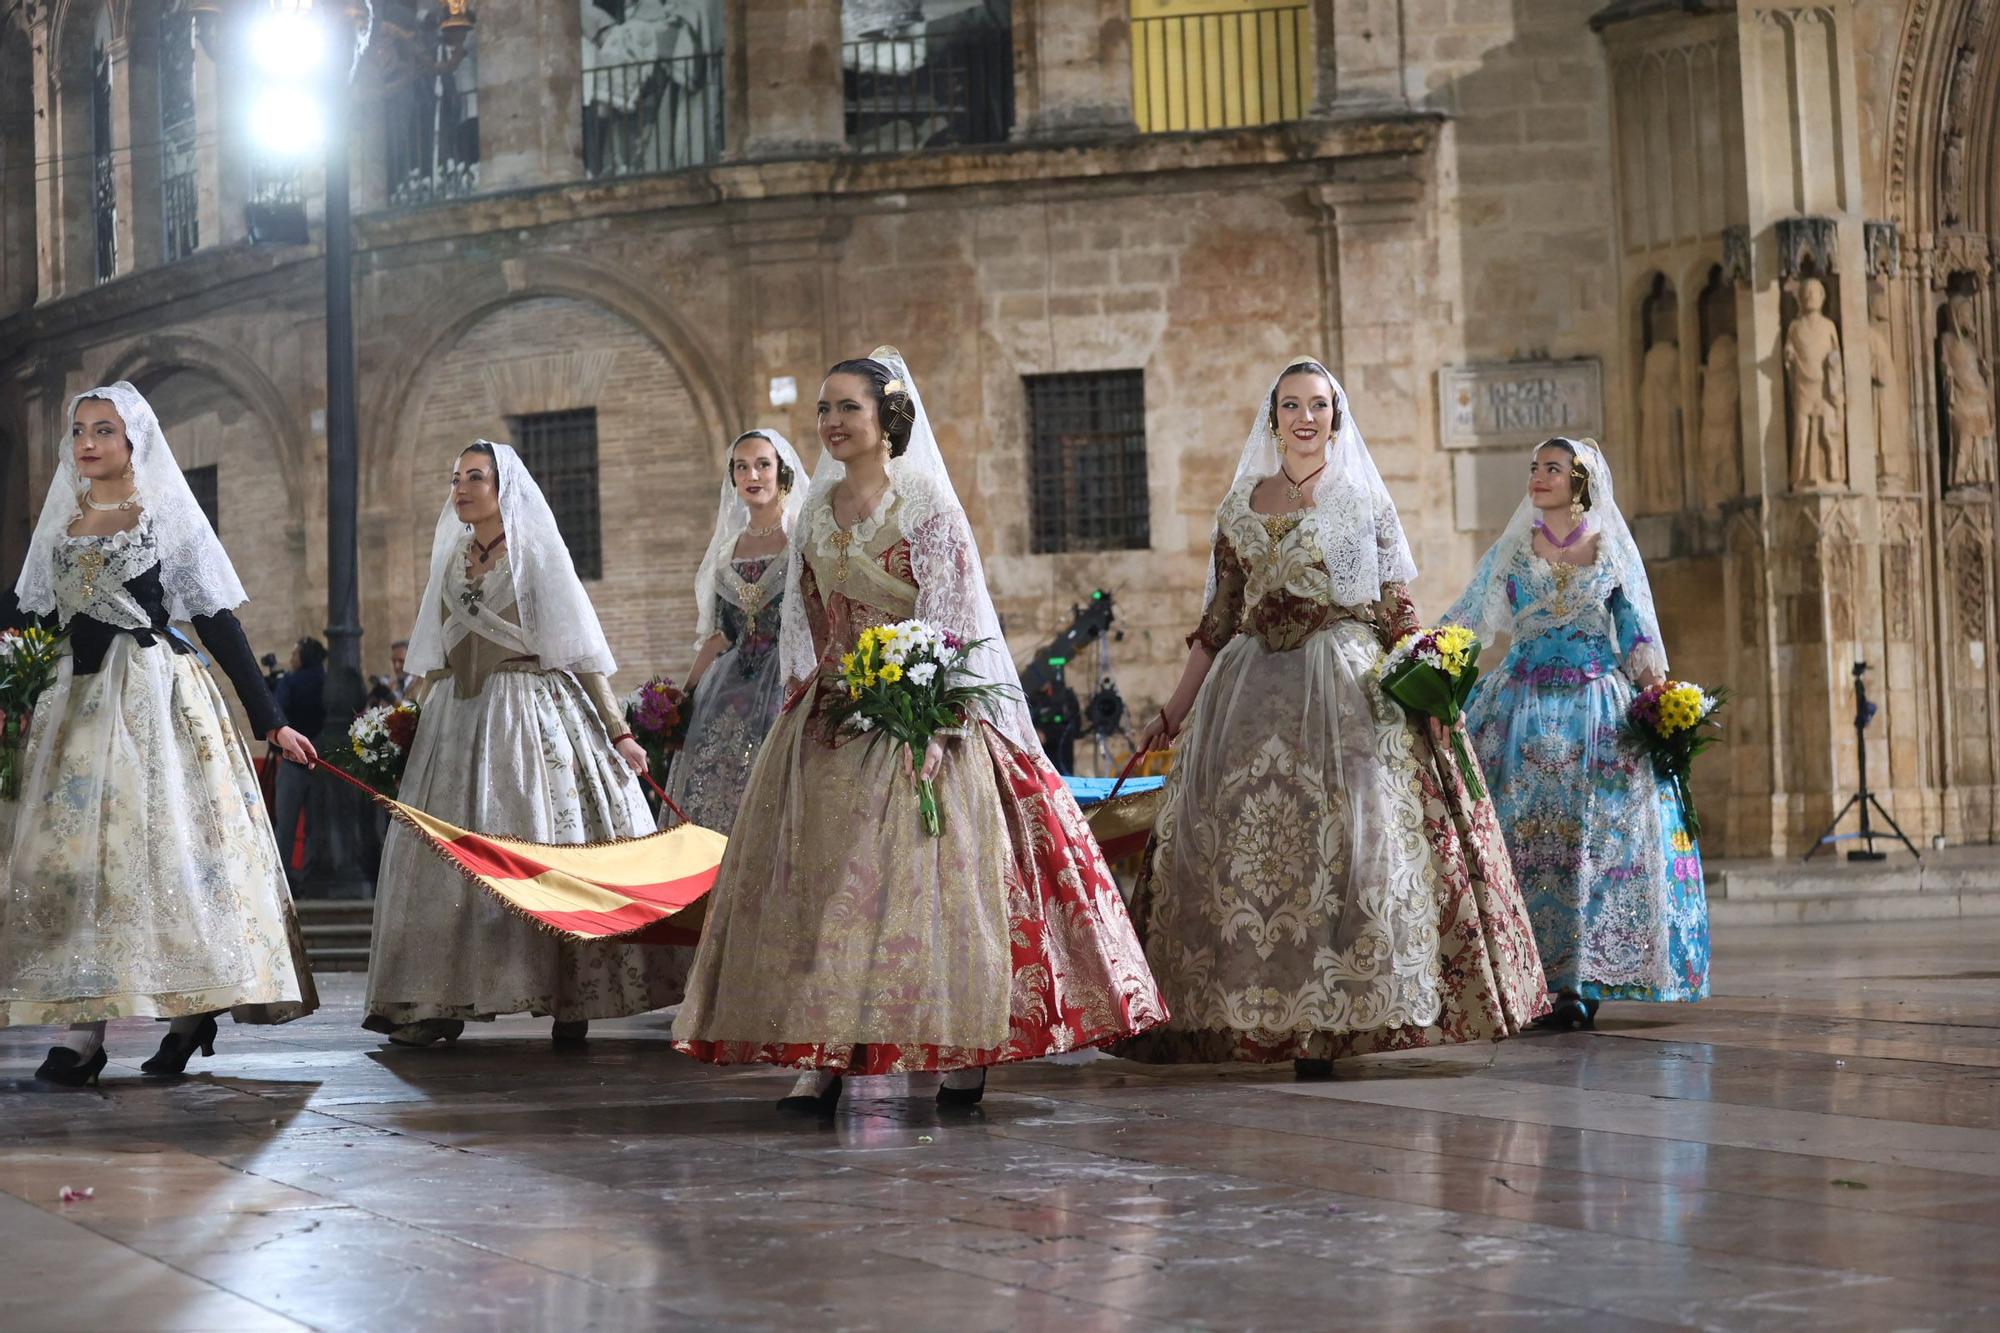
[1438,359,1605,451]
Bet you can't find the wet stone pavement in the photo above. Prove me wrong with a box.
[3,918,1998,1331]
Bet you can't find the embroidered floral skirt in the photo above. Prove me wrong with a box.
[0,641,317,1026]
[365,668,685,1028]
[665,640,784,833]
[1465,659,1710,1002]
[1119,620,1548,1064]
[671,705,1168,1073]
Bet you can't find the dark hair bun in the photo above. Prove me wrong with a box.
[882,390,916,456]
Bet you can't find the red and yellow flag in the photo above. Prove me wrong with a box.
[321,763,722,943]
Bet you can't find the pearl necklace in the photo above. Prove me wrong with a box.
[81,488,137,512]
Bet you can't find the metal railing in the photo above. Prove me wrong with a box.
[387,75,480,206]
[159,4,200,260]
[91,44,117,283]
[582,52,725,179]
[844,25,1014,154]
[1132,2,1312,134]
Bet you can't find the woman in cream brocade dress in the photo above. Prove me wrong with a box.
[1121,358,1548,1070]
[364,442,681,1044]
[673,350,1165,1104]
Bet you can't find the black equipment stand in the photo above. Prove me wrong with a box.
[1805,660,1922,863]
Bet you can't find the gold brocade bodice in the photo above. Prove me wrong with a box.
[805,489,920,655]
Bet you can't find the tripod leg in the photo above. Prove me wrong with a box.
[1865,794,1924,859]
[1804,793,1863,861]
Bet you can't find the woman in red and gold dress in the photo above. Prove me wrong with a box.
[672,347,1166,1113]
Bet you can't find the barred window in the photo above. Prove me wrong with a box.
[509,409,602,580]
[185,464,219,534]
[1026,371,1150,554]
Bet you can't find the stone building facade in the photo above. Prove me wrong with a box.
[2,0,1997,859]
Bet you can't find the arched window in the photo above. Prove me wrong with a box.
[385,1,481,204]
[90,12,117,283]
[159,1,200,260]
[581,0,725,178]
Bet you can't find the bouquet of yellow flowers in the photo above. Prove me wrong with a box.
[823,619,1014,837]
[1378,623,1487,800]
[1623,679,1728,838]
[0,625,63,801]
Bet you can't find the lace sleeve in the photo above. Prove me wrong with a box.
[1188,531,1247,653]
[906,504,1039,750]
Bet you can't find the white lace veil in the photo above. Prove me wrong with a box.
[776,346,1037,751]
[402,441,618,678]
[1210,358,1418,608]
[689,428,808,649]
[16,381,248,623]
[1442,437,1668,677]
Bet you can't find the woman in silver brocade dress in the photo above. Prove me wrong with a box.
[665,429,806,830]
[363,441,684,1047]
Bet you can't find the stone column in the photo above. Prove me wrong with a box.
[1312,174,1435,545]
[107,32,162,275]
[1014,0,1134,139]
[192,33,247,247]
[728,214,851,451]
[36,12,95,296]
[475,0,583,190]
[730,0,844,157]
[1315,0,1405,113]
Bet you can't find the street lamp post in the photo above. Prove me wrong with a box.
[195,1,474,898]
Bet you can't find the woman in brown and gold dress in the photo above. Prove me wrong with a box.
[1121,357,1548,1076]
[672,347,1166,1113]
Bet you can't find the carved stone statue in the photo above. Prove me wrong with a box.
[1867,287,1910,489]
[1698,333,1740,506]
[1944,293,1997,489]
[1638,334,1684,512]
[1784,277,1847,490]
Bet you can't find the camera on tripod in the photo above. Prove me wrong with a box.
[1021,590,1127,775]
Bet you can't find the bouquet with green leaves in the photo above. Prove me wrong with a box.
[822,619,1014,837]
[0,625,63,801]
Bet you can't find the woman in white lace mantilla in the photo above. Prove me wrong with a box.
[3,383,319,1087]
[1119,358,1548,1074]
[671,348,1166,1114]
[1443,439,1709,1030]
[664,429,805,830]
[363,441,684,1047]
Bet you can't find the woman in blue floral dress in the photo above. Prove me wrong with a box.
[1443,438,1708,1029]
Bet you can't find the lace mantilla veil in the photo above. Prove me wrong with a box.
[1441,437,1669,679]
[1210,357,1418,608]
[402,441,618,678]
[775,346,1038,752]
[17,381,250,624]
[689,428,808,649]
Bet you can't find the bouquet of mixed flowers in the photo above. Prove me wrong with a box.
[0,625,63,801]
[335,700,421,795]
[1378,623,1488,800]
[1623,680,1728,839]
[823,619,1014,837]
[623,675,690,790]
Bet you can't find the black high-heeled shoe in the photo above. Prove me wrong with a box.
[35,1046,108,1087]
[1532,996,1593,1032]
[776,1074,843,1117]
[141,1016,218,1076]
[1293,1058,1335,1081]
[937,1068,987,1107]
[550,1019,589,1047]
